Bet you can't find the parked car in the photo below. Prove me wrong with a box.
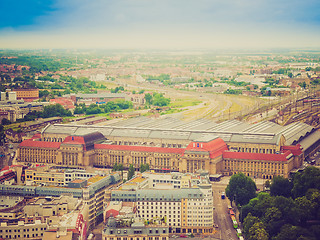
[221,192,225,199]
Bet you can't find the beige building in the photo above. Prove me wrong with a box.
[17,118,320,179]
[13,88,39,101]
[111,172,215,235]
[0,220,47,240]
[24,195,80,218]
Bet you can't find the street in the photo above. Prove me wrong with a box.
[211,176,265,240]
[212,181,238,240]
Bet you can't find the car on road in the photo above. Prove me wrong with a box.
[221,192,225,199]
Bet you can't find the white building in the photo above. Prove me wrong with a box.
[110,172,215,235]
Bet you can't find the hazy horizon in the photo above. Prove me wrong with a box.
[1,0,320,50]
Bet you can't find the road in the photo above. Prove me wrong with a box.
[212,182,238,240]
[211,176,266,240]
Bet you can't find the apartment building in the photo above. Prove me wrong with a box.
[0,171,121,232]
[110,172,214,235]
[0,220,47,240]
[25,165,103,186]
[13,88,39,101]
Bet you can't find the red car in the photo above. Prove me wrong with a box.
[180,235,187,238]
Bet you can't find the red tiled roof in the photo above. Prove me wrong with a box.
[95,144,185,154]
[32,133,41,139]
[105,209,119,220]
[63,141,84,145]
[49,98,75,109]
[63,136,85,145]
[223,150,293,162]
[1,166,9,171]
[19,140,61,149]
[281,144,303,156]
[185,138,228,159]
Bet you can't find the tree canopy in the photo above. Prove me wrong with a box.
[127,164,135,181]
[225,172,257,206]
[291,166,320,198]
[144,92,170,106]
[270,176,293,198]
[241,167,320,240]
[140,163,149,173]
[23,104,72,121]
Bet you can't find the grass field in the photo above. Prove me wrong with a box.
[170,98,202,108]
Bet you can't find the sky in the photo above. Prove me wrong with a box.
[0,0,320,49]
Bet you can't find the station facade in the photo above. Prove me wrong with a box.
[17,118,320,179]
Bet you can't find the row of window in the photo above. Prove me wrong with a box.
[106,237,167,240]
[0,227,46,233]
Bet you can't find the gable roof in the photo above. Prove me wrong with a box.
[223,150,293,162]
[19,139,61,149]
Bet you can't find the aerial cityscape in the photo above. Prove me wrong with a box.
[1,1,320,240]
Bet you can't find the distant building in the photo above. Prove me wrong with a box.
[72,116,107,125]
[0,219,47,239]
[66,93,129,106]
[5,128,26,142]
[0,101,48,119]
[0,109,16,122]
[128,93,146,107]
[13,88,39,102]
[49,97,75,110]
[8,91,17,101]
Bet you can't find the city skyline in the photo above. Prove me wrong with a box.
[1,0,320,49]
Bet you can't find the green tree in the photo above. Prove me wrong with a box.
[1,118,11,125]
[152,93,170,106]
[112,163,118,171]
[41,104,72,118]
[225,172,257,206]
[247,222,269,240]
[294,196,313,224]
[145,93,153,105]
[113,163,124,179]
[0,125,5,146]
[274,224,315,240]
[39,90,50,98]
[127,164,135,181]
[243,213,260,236]
[264,207,282,223]
[298,82,307,89]
[140,163,149,173]
[292,167,320,198]
[270,176,292,198]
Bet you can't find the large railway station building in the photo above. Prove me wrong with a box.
[17,117,320,179]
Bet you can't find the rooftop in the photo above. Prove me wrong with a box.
[87,175,105,185]
[44,117,317,146]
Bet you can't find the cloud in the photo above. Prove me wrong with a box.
[0,0,320,49]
